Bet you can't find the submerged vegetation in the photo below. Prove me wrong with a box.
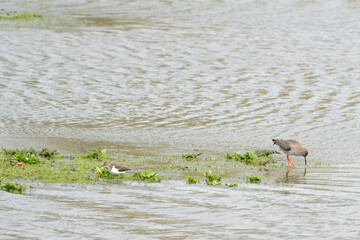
[0,9,74,29]
[0,11,43,21]
[0,147,288,186]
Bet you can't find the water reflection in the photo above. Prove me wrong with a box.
[284,167,307,184]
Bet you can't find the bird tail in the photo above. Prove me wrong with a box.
[272,139,279,145]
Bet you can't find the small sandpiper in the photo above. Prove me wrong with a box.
[103,161,131,175]
[272,139,308,167]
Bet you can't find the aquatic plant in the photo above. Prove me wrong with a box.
[204,170,222,185]
[225,182,238,187]
[132,169,161,182]
[95,166,112,178]
[0,147,284,185]
[13,152,39,164]
[182,153,202,161]
[80,149,113,161]
[186,176,199,184]
[0,182,26,193]
[229,150,257,161]
[1,148,41,164]
[0,11,43,21]
[226,150,276,166]
[2,147,36,156]
[38,148,59,159]
[254,150,278,157]
[268,164,285,170]
[246,175,262,184]
[314,161,322,167]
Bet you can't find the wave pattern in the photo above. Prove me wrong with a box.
[0,0,360,160]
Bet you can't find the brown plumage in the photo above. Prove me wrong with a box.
[103,161,131,175]
[272,139,308,167]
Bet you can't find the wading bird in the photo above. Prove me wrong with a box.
[103,161,131,175]
[272,139,308,167]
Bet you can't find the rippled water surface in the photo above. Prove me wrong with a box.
[1,0,360,239]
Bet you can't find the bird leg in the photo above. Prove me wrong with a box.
[287,155,296,168]
[304,156,307,166]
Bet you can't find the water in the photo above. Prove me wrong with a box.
[1,0,360,238]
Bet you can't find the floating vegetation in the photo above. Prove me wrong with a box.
[314,162,322,167]
[80,149,113,162]
[0,147,285,185]
[186,176,199,184]
[0,10,43,21]
[226,150,277,166]
[225,182,238,187]
[268,164,285,170]
[0,9,76,29]
[204,170,222,185]
[182,153,202,161]
[132,169,161,182]
[0,182,26,193]
[246,175,262,184]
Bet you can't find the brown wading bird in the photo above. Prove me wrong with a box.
[103,161,131,175]
[272,139,308,168]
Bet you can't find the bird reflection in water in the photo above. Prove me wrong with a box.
[285,167,307,183]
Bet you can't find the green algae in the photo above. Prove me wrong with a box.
[226,150,277,166]
[0,9,76,29]
[225,182,238,187]
[204,170,222,185]
[246,175,262,184]
[0,181,26,193]
[80,149,113,162]
[186,176,199,184]
[0,148,286,185]
[182,153,202,161]
[132,169,161,182]
[0,11,43,21]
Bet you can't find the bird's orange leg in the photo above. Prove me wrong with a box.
[287,155,296,168]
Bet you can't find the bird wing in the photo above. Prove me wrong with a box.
[278,140,292,151]
[111,162,131,171]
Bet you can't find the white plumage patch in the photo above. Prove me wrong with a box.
[107,166,127,175]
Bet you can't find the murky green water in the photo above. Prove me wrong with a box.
[1,0,360,239]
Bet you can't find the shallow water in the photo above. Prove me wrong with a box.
[1,0,360,238]
[1,169,360,239]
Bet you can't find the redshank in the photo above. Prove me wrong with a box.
[103,161,131,175]
[272,139,308,167]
